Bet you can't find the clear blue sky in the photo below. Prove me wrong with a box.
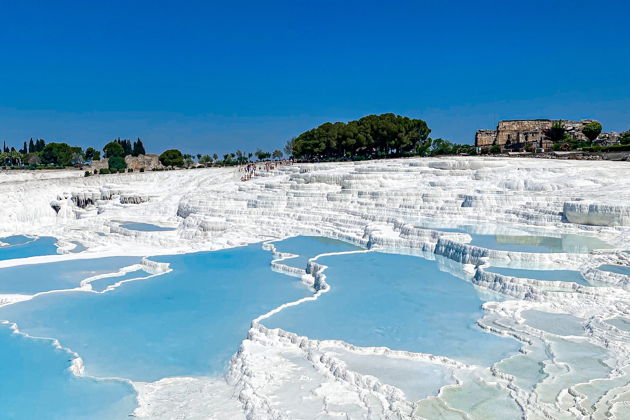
[1,0,629,155]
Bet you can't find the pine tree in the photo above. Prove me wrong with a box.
[132,138,146,156]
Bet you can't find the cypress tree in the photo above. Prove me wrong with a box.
[132,138,146,156]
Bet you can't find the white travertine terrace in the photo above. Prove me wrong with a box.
[1,157,630,419]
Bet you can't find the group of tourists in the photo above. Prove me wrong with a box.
[239,160,292,181]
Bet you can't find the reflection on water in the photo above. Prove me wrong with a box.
[264,250,520,366]
[0,244,311,382]
[413,219,611,253]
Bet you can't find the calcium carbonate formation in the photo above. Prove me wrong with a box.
[1,157,630,419]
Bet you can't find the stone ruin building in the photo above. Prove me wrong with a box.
[88,154,164,172]
[475,119,620,151]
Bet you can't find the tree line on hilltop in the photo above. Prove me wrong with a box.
[286,113,477,160]
[3,114,627,172]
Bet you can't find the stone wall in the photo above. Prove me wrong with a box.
[88,154,163,172]
[475,119,612,150]
[89,158,109,172]
[125,154,163,171]
[474,130,496,147]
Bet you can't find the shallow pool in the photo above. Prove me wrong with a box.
[0,256,140,295]
[0,236,58,261]
[485,267,590,286]
[271,236,361,269]
[0,235,33,246]
[598,264,630,277]
[88,269,152,292]
[469,232,610,254]
[0,323,136,420]
[117,221,176,232]
[263,251,521,366]
[0,244,311,382]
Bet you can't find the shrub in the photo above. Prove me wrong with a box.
[84,171,91,177]
[159,149,184,167]
[583,144,630,152]
[548,121,566,142]
[127,168,133,173]
[620,130,630,145]
[103,141,125,158]
[108,156,127,171]
[99,168,110,174]
[582,121,602,142]
[489,145,501,154]
[139,167,145,172]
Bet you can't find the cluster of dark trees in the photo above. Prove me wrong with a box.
[288,113,432,159]
[0,137,148,169]
[1,138,86,167]
[110,138,146,157]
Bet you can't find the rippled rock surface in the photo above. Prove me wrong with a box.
[0,157,629,419]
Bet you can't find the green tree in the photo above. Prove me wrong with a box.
[108,156,127,171]
[132,138,146,156]
[284,138,296,157]
[183,153,194,167]
[199,154,213,166]
[272,149,283,159]
[35,139,46,152]
[582,121,603,142]
[255,149,271,160]
[620,130,630,145]
[159,149,184,167]
[430,138,455,156]
[85,147,100,161]
[114,138,133,155]
[290,113,430,159]
[41,143,83,166]
[103,141,125,158]
[548,121,566,142]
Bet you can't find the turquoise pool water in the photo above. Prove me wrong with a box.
[0,257,140,295]
[69,241,87,253]
[485,267,590,286]
[271,236,361,269]
[0,235,33,246]
[0,323,136,420]
[599,264,630,277]
[263,251,521,366]
[88,269,151,292]
[416,221,611,253]
[606,317,630,332]
[0,244,311,382]
[468,232,610,254]
[117,221,175,232]
[0,236,58,261]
